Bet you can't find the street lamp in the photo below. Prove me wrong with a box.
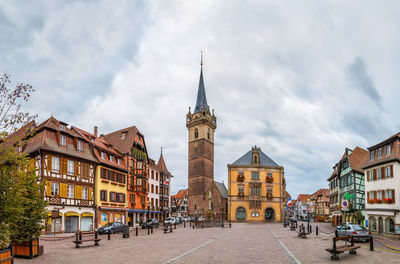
[147,201,151,221]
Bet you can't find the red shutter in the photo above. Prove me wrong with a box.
[390,165,394,178]
[373,169,377,180]
[381,167,385,178]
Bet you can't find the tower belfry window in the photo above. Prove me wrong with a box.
[207,128,210,140]
[195,128,199,139]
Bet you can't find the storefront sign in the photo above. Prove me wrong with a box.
[51,210,60,219]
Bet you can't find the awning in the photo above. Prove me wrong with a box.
[47,212,62,217]
[81,212,94,217]
[128,210,161,213]
[65,212,79,217]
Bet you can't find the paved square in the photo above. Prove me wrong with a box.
[15,223,400,264]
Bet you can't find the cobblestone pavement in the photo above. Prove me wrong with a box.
[15,222,400,264]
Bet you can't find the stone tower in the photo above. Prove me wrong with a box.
[186,54,217,216]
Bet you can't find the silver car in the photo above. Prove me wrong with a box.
[336,223,371,242]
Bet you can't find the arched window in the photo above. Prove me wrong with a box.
[253,155,258,164]
[207,128,210,140]
[385,218,395,233]
[236,207,246,220]
[369,216,376,231]
[195,128,199,139]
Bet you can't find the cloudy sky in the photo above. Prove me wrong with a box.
[2,0,400,198]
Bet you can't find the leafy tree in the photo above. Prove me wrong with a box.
[0,73,45,248]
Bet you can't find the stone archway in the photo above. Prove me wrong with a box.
[265,208,275,221]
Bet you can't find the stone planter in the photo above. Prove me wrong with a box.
[0,246,13,264]
[12,238,39,259]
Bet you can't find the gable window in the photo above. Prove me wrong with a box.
[117,158,121,165]
[370,151,374,160]
[52,156,60,173]
[77,141,83,152]
[60,124,66,131]
[121,132,127,139]
[51,182,59,196]
[60,135,67,147]
[251,172,259,180]
[67,160,74,175]
[101,152,105,159]
[377,148,382,158]
[67,185,74,198]
[386,145,391,155]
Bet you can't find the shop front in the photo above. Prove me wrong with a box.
[97,207,128,228]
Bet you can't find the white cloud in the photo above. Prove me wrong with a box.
[2,0,400,198]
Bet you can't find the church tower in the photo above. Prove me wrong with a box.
[186,53,217,216]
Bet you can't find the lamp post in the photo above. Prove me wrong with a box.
[147,201,151,221]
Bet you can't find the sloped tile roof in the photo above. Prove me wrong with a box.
[232,147,279,167]
[104,126,140,155]
[157,153,169,173]
[214,181,228,199]
[347,146,368,173]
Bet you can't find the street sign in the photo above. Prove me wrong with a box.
[307,207,311,212]
[342,199,349,211]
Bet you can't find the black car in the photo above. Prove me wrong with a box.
[98,222,124,234]
[142,218,159,229]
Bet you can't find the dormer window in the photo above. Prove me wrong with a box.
[101,152,105,159]
[77,140,83,152]
[60,135,67,147]
[121,132,127,139]
[110,155,114,162]
[252,150,259,165]
[386,144,391,155]
[108,145,112,150]
[60,125,66,131]
[370,151,374,160]
[117,158,121,165]
[377,148,382,158]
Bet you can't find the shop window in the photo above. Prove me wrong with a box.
[386,218,395,233]
[369,217,377,231]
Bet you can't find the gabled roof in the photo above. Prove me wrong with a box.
[347,147,368,173]
[231,146,280,167]
[171,189,188,207]
[296,194,311,204]
[73,127,127,171]
[214,181,228,199]
[104,125,141,155]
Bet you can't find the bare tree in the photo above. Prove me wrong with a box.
[0,73,36,135]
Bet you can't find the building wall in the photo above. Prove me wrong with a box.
[228,167,284,222]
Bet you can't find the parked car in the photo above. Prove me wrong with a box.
[164,217,175,225]
[336,223,371,242]
[175,217,183,224]
[98,222,124,234]
[182,217,189,222]
[197,216,205,222]
[142,218,159,229]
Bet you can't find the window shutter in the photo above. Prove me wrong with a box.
[74,162,79,176]
[382,190,386,200]
[373,169,377,180]
[46,181,51,196]
[390,165,394,178]
[75,185,82,199]
[381,167,385,178]
[367,171,370,182]
[88,187,92,200]
[392,189,395,203]
[46,155,52,171]
[60,183,67,197]
[374,191,377,199]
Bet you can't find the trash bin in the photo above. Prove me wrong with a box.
[123,225,129,238]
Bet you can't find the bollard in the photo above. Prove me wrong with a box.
[229,221,232,228]
[370,236,374,251]
[222,221,224,228]
[335,229,338,237]
[190,221,192,227]
[202,223,204,229]
[316,226,318,236]
[193,222,195,229]
[184,221,186,228]
[309,225,312,234]
[174,223,177,229]
[148,227,150,235]
[136,226,138,236]
[151,226,153,234]
[170,225,173,233]
[108,229,111,240]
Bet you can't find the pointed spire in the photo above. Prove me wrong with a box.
[194,51,208,113]
[157,150,169,173]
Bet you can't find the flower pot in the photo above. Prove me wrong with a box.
[0,246,13,264]
[12,239,39,259]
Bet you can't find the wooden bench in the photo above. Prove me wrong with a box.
[73,231,101,248]
[325,236,360,260]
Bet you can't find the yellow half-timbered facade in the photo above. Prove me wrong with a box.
[228,146,286,222]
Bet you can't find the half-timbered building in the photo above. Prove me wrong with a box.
[104,126,149,226]
[73,126,128,228]
[22,117,97,233]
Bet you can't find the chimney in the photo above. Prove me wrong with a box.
[94,126,98,137]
